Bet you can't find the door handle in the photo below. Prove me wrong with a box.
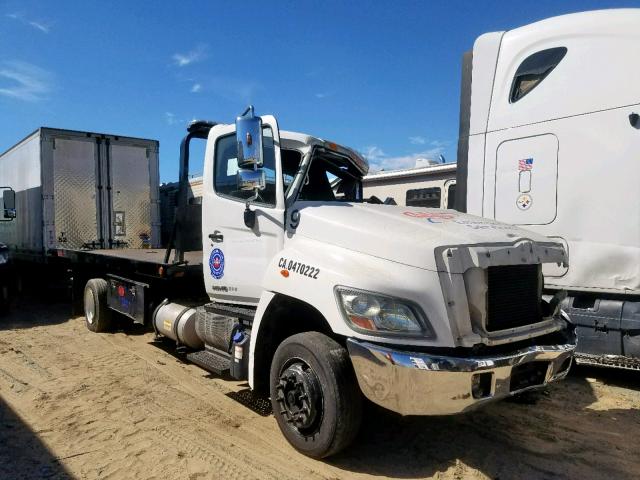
[209,231,224,243]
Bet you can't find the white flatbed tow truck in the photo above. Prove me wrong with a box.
[27,109,576,458]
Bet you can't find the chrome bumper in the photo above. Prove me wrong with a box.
[346,330,576,416]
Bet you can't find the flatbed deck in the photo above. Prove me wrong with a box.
[75,248,203,267]
[60,248,204,283]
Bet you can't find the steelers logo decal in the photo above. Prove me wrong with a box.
[516,194,532,211]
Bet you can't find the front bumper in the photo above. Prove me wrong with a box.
[346,329,576,416]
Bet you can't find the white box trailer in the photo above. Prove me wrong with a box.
[0,128,160,257]
[456,9,640,368]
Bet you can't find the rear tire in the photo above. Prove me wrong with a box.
[269,332,362,458]
[84,279,113,332]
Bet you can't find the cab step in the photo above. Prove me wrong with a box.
[186,348,231,376]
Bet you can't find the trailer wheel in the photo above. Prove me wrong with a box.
[84,279,113,332]
[269,332,362,458]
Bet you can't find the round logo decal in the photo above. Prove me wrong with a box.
[516,194,533,210]
[209,248,225,279]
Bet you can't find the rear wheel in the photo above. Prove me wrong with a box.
[270,332,362,458]
[84,279,113,332]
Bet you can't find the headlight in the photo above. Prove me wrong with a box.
[335,287,434,338]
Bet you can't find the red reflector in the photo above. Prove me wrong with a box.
[117,285,125,297]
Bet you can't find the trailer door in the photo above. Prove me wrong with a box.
[493,134,558,225]
[107,142,152,249]
[52,138,101,249]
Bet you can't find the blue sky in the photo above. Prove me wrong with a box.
[1,0,636,181]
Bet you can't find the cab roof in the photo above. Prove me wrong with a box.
[281,130,369,176]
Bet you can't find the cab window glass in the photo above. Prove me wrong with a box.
[510,47,567,103]
[406,187,441,208]
[214,127,276,206]
[446,184,456,209]
[281,149,302,194]
[298,154,361,202]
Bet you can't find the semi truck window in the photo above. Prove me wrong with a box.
[214,128,277,206]
[510,47,567,103]
[406,187,441,208]
[446,184,456,209]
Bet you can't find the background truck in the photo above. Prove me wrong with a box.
[0,127,161,260]
[0,187,15,311]
[58,108,575,458]
[456,9,640,369]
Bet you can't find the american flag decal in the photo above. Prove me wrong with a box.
[518,158,533,171]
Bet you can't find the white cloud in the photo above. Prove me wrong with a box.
[165,112,194,127]
[361,146,386,162]
[165,112,177,125]
[315,92,332,99]
[409,135,426,145]
[0,61,51,102]
[29,21,49,33]
[172,45,206,67]
[6,13,50,33]
[361,143,449,172]
[191,83,202,93]
[205,76,261,102]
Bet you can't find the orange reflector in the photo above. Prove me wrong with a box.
[327,142,338,151]
[349,315,376,331]
[280,269,289,278]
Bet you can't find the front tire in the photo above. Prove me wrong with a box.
[269,332,362,458]
[84,278,113,332]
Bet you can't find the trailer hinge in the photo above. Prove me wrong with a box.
[51,138,55,150]
[146,148,150,158]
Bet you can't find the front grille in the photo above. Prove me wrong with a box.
[486,264,541,332]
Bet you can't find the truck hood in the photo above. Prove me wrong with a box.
[292,203,561,272]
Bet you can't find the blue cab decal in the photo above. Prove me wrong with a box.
[209,248,225,279]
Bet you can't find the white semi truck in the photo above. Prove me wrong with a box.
[38,108,573,458]
[456,9,640,369]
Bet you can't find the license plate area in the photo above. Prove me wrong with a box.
[510,361,549,392]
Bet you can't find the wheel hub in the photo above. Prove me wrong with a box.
[84,288,96,324]
[275,362,321,432]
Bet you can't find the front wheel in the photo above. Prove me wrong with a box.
[269,332,362,458]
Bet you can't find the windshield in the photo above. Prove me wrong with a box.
[298,152,362,202]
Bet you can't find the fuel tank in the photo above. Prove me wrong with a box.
[153,303,203,349]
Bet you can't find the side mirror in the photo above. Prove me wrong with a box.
[236,169,266,192]
[236,105,263,169]
[1,188,16,221]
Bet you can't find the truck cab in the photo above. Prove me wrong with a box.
[82,108,576,458]
[191,109,575,456]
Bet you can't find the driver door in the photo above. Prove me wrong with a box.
[201,116,285,305]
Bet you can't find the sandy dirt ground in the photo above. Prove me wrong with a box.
[0,299,639,480]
